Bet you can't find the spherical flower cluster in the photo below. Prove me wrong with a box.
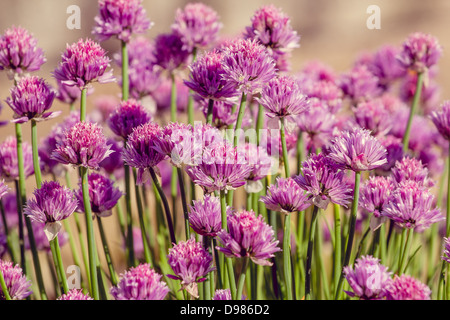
[353,98,392,136]
[184,50,239,102]
[0,136,34,181]
[188,194,223,237]
[172,3,222,52]
[167,237,214,298]
[216,209,281,266]
[110,263,169,300]
[343,255,392,300]
[385,274,431,300]
[327,128,387,172]
[92,0,152,43]
[397,32,442,73]
[430,100,450,141]
[261,177,310,213]
[391,157,434,188]
[381,180,444,232]
[257,75,309,119]
[75,172,123,218]
[0,26,46,77]
[52,121,114,170]
[339,64,381,104]
[6,75,58,124]
[153,33,190,73]
[107,99,152,140]
[295,153,352,210]
[221,38,277,95]
[122,122,166,185]
[24,180,78,241]
[0,259,32,300]
[53,38,115,89]
[57,289,93,300]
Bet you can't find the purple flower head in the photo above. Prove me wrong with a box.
[153,32,190,73]
[338,64,381,105]
[110,263,169,300]
[295,153,352,210]
[0,180,8,200]
[221,38,277,95]
[185,140,252,194]
[172,3,222,52]
[99,138,124,175]
[56,79,83,105]
[167,237,214,298]
[374,135,404,174]
[5,75,58,124]
[382,180,444,232]
[89,95,119,124]
[24,180,77,241]
[184,50,239,102]
[391,157,434,188]
[213,289,232,300]
[242,143,274,187]
[385,274,431,300]
[52,121,114,170]
[122,122,166,185]
[53,38,115,89]
[93,0,152,43]
[58,289,93,300]
[0,26,46,78]
[298,78,343,114]
[360,176,395,218]
[327,128,387,172]
[343,255,392,300]
[188,194,223,238]
[75,172,122,218]
[261,177,311,213]
[0,259,32,300]
[257,75,309,119]
[216,209,281,266]
[0,136,34,181]
[353,98,392,136]
[107,99,152,140]
[430,100,450,141]
[441,237,450,264]
[397,32,442,73]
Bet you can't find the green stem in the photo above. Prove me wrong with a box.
[80,88,87,122]
[31,120,42,188]
[335,171,361,299]
[233,92,247,147]
[206,99,214,125]
[0,269,11,300]
[280,119,290,178]
[121,40,129,101]
[97,217,118,286]
[133,169,152,264]
[124,164,135,267]
[283,213,294,300]
[203,236,211,300]
[80,166,99,300]
[177,168,190,240]
[170,72,177,122]
[50,236,69,294]
[333,204,342,296]
[305,205,319,300]
[398,228,413,274]
[402,72,424,152]
[236,258,250,300]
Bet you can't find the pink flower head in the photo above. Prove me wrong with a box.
[57,289,93,300]
[391,157,434,188]
[339,64,381,104]
[110,263,169,300]
[221,38,277,95]
[197,98,237,129]
[343,255,392,300]
[188,194,223,238]
[242,142,274,184]
[53,38,115,89]
[0,26,46,78]
[0,180,8,200]
[397,32,442,73]
[0,259,32,300]
[353,98,392,136]
[167,237,214,298]
[385,274,431,300]
[261,177,311,213]
[327,128,387,172]
[0,136,34,181]
[172,2,222,52]
[5,75,58,124]
[153,32,190,73]
[359,176,395,218]
[257,75,309,119]
[51,121,114,170]
[430,100,450,141]
[93,0,152,43]
[216,209,281,266]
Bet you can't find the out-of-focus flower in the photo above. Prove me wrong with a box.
[261,177,311,213]
[75,172,122,218]
[441,237,450,264]
[24,180,77,241]
[167,237,214,298]
[153,32,190,73]
[391,157,434,188]
[430,100,450,141]
[28,222,68,252]
[51,121,114,170]
[0,259,32,300]
[0,136,34,181]
[397,32,442,73]
[343,255,392,300]
[57,289,93,300]
[385,274,431,300]
[172,2,222,52]
[0,180,8,200]
[53,38,115,90]
[110,263,169,300]
[242,143,274,193]
[338,65,381,104]
[99,138,124,176]
[5,75,58,124]
[151,76,189,112]
[216,209,281,266]
[92,0,152,43]
[0,26,46,78]
[353,98,392,136]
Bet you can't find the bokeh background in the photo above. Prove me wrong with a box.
[0,0,449,298]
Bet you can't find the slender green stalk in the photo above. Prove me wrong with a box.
[335,171,361,299]
[80,166,99,300]
[133,169,152,264]
[283,213,294,300]
[80,88,87,122]
[398,228,413,274]
[233,92,247,147]
[0,269,11,300]
[206,99,214,125]
[402,72,424,152]
[31,120,42,188]
[0,201,17,263]
[305,205,319,300]
[333,204,342,295]
[124,165,135,267]
[177,168,190,240]
[121,40,129,101]
[315,217,330,299]
[236,258,250,300]
[203,236,211,300]
[280,119,290,178]
[355,226,371,262]
[97,217,118,286]
[256,104,265,146]
[50,236,69,294]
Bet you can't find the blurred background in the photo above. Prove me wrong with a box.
[0,0,449,298]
